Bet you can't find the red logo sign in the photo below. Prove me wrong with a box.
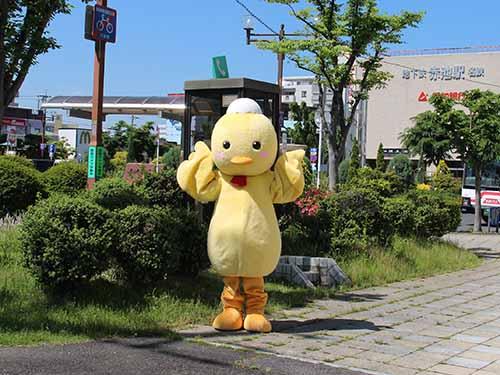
[418,91,428,102]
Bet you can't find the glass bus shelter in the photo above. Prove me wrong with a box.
[183,77,280,159]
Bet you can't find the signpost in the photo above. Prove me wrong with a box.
[84,0,117,189]
[48,143,56,160]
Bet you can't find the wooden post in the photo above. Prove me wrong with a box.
[87,0,107,190]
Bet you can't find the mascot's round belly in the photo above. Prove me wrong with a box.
[207,176,281,277]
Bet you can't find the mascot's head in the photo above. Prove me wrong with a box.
[211,98,278,176]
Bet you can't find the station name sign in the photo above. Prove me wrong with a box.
[402,65,485,81]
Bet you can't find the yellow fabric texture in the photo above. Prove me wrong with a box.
[176,111,305,278]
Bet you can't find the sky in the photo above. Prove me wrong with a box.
[16,0,500,127]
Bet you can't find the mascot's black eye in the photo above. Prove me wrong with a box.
[223,141,231,149]
[252,141,261,150]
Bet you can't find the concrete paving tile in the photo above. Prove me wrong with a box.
[459,349,500,362]
[390,351,449,370]
[480,360,500,373]
[428,364,476,375]
[445,356,491,369]
[471,344,500,354]
[451,334,490,344]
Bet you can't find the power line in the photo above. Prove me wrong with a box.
[234,0,279,35]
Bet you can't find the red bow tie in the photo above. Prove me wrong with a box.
[230,175,247,187]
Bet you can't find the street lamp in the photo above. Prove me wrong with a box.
[242,15,308,128]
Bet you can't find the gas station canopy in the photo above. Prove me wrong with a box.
[41,94,185,121]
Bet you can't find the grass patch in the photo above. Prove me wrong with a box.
[0,226,332,346]
[338,236,481,290]
[0,227,480,346]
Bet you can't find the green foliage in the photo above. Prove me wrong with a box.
[43,162,87,195]
[103,121,130,159]
[113,206,208,284]
[341,167,406,197]
[338,159,350,184]
[138,167,185,208]
[88,178,146,210]
[161,146,181,169]
[387,155,413,188]
[20,195,114,290]
[405,190,461,238]
[432,160,460,194]
[257,0,423,188]
[303,157,313,188]
[1,1,72,112]
[381,196,416,239]
[0,154,35,169]
[327,187,386,255]
[376,143,385,172]
[347,138,361,181]
[288,102,318,154]
[109,150,128,172]
[127,122,156,162]
[0,157,44,217]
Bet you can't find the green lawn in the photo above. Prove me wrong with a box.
[0,226,480,346]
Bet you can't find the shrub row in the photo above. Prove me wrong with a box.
[20,194,207,290]
[281,186,461,258]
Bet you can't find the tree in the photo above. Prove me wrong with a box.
[256,0,423,190]
[347,137,360,181]
[405,90,500,232]
[288,102,317,155]
[103,120,130,159]
[401,95,455,167]
[375,142,385,172]
[0,1,74,125]
[127,122,156,163]
[387,154,413,188]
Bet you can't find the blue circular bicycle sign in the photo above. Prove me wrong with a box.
[92,5,117,43]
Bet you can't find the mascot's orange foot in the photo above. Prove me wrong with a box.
[212,308,244,331]
[243,313,272,333]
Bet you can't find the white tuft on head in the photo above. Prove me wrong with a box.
[226,98,262,115]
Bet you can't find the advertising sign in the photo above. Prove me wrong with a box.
[96,146,105,179]
[87,146,96,178]
[92,5,117,43]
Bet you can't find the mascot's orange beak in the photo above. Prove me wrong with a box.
[231,156,253,165]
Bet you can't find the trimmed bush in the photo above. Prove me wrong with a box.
[89,177,146,210]
[405,190,461,238]
[138,167,185,208]
[341,167,406,197]
[161,146,181,169]
[387,154,414,188]
[0,158,44,217]
[381,196,416,238]
[338,159,350,184]
[0,155,35,169]
[43,162,87,195]
[20,195,114,289]
[113,205,208,284]
[327,187,386,255]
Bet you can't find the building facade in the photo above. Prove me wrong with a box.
[366,47,500,164]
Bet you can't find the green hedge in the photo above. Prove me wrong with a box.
[43,162,87,195]
[20,195,114,289]
[0,157,44,218]
[89,177,146,210]
[138,167,185,208]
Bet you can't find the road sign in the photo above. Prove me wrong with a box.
[310,147,318,163]
[48,144,56,154]
[39,143,46,151]
[92,5,117,43]
[212,56,229,79]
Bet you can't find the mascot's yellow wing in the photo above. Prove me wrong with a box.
[271,149,306,204]
[177,141,221,202]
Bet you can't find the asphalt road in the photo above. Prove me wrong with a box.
[0,338,367,375]
[458,212,500,232]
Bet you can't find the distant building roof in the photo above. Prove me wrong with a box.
[41,95,185,121]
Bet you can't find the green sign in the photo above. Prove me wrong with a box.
[212,56,229,79]
[87,146,96,178]
[96,146,105,179]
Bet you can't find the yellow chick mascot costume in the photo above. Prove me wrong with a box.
[177,98,305,333]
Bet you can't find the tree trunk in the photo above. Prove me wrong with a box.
[0,0,7,129]
[474,164,482,232]
[327,133,337,190]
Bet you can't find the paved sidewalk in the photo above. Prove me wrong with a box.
[182,240,500,375]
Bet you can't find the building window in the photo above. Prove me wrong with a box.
[301,91,307,98]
